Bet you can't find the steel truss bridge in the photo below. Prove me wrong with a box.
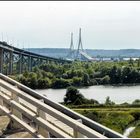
[0,41,70,75]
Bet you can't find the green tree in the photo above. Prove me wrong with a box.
[52,78,71,88]
[38,78,51,89]
[82,73,90,86]
[132,99,140,105]
[137,58,140,67]
[72,77,82,86]
[109,66,118,84]
[129,57,134,66]
[121,66,131,83]
[105,96,115,106]
[28,72,38,89]
[64,86,85,105]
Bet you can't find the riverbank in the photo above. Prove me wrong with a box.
[10,59,140,90]
[72,107,140,138]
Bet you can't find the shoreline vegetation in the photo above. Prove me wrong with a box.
[9,60,140,138]
[61,86,140,138]
[73,107,140,138]
[11,59,140,89]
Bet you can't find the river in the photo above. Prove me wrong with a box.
[36,85,140,104]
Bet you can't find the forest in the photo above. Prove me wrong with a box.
[11,58,140,89]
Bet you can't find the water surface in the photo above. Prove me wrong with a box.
[36,85,140,104]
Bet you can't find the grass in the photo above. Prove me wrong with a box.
[129,126,140,138]
[72,107,140,137]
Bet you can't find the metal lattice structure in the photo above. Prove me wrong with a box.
[0,41,71,75]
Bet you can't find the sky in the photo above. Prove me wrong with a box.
[0,1,140,50]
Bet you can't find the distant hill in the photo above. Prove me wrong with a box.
[25,48,140,58]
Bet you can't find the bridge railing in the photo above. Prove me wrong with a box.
[0,73,124,138]
[0,82,72,138]
[0,73,109,138]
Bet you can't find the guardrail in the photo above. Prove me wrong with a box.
[0,73,124,138]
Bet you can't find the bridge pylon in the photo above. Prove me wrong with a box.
[66,33,75,60]
[75,28,93,61]
[75,28,83,60]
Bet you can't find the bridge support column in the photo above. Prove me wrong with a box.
[9,51,13,75]
[37,99,50,138]
[0,48,3,73]
[19,54,23,74]
[28,56,32,72]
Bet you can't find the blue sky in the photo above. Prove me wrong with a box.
[0,1,140,50]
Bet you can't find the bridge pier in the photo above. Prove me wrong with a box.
[0,48,3,73]
[9,51,13,75]
[28,56,31,72]
[18,54,22,74]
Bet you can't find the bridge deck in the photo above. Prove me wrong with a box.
[0,78,74,137]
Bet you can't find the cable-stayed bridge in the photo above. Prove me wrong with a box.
[79,50,94,61]
[66,28,94,61]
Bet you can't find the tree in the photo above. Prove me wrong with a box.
[38,78,51,89]
[137,58,140,67]
[129,57,134,66]
[109,66,118,84]
[121,66,131,83]
[64,86,85,105]
[72,77,82,86]
[105,96,115,106]
[132,99,140,105]
[28,72,38,89]
[82,73,90,86]
[52,78,71,88]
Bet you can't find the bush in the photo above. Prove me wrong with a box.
[132,99,140,105]
[72,77,82,86]
[38,78,51,89]
[52,78,71,88]
[104,96,115,106]
[101,75,110,84]
[64,86,85,105]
